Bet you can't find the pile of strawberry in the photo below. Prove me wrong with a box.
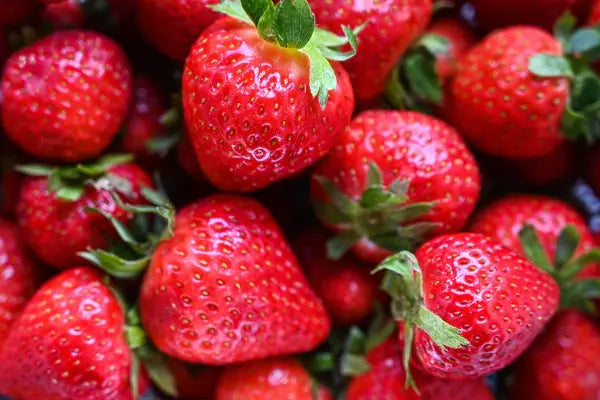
[3,0,600,399]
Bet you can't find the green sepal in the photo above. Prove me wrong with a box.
[314,163,438,260]
[518,224,554,274]
[554,12,576,48]
[304,352,336,373]
[135,342,179,398]
[339,326,371,377]
[146,134,181,157]
[273,0,314,48]
[528,54,574,77]
[242,0,272,25]
[364,302,396,351]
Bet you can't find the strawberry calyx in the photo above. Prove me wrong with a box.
[145,92,183,157]
[528,13,600,142]
[519,224,600,314]
[386,33,450,113]
[313,162,438,260]
[373,251,470,390]
[210,0,363,107]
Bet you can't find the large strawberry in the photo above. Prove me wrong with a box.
[182,0,355,192]
[346,339,494,400]
[293,227,378,326]
[137,0,221,61]
[0,219,40,346]
[309,0,432,105]
[509,310,600,400]
[139,194,330,364]
[375,233,559,381]
[444,24,600,158]
[16,155,154,269]
[0,267,148,400]
[216,357,323,400]
[311,110,480,263]
[1,30,132,162]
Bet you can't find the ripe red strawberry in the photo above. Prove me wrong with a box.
[470,194,599,277]
[119,77,169,164]
[0,219,40,346]
[139,194,330,364]
[311,110,480,263]
[216,357,320,400]
[443,26,569,158]
[310,0,432,105]
[17,156,154,269]
[0,0,37,28]
[589,0,600,23]
[40,0,135,27]
[1,30,132,162]
[137,0,221,61]
[509,311,600,400]
[470,0,591,31]
[182,1,355,192]
[293,228,379,326]
[0,267,148,400]
[426,17,477,82]
[346,339,494,400]
[376,233,559,380]
[42,0,86,28]
[168,359,222,400]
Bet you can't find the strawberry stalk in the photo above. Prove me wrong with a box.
[519,224,600,313]
[210,0,362,107]
[314,163,438,260]
[373,251,470,389]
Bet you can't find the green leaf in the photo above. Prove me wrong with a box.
[528,54,574,77]
[416,306,470,349]
[561,248,600,280]
[146,134,180,157]
[301,43,337,108]
[78,250,151,279]
[360,187,393,209]
[317,25,359,61]
[365,303,395,351]
[326,230,361,260]
[386,67,408,110]
[313,175,359,217]
[78,153,133,176]
[417,33,449,56]
[14,164,53,176]
[346,326,366,354]
[366,162,383,187]
[241,0,272,25]
[397,222,439,239]
[404,52,443,104]
[571,278,600,298]
[125,326,147,349]
[136,345,179,398]
[554,225,580,268]
[209,0,253,24]
[388,202,436,224]
[313,200,352,225]
[518,224,553,273]
[304,352,335,373]
[56,186,85,202]
[257,2,277,41]
[567,28,600,58]
[273,0,315,48]
[130,354,141,400]
[554,12,576,48]
[340,354,371,377]
[370,235,414,253]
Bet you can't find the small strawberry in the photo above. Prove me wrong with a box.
[1,30,132,162]
[310,0,432,105]
[311,110,480,263]
[0,219,41,346]
[509,310,600,400]
[0,267,148,400]
[182,0,356,192]
[293,227,379,326]
[443,23,600,158]
[216,357,320,400]
[375,233,559,381]
[346,339,494,400]
[427,17,477,82]
[16,155,154,269]
[137,0,221,61]
[0,0,37,28]
[139,194,330,364]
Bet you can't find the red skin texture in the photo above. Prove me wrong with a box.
[17,163,153,270]
[471,0,591,31]
[347,339,494,400]
[169,359,221,400]
[311,110,481,263]
[510,311,600,400]
[0,0,37,28]
[427,17,477,82]
[293,228,378,326]
[137,0,221,61]
[140,195,330,364]
[119,77,168,164]
[589,0,600,23]
[182,17,354,192]
[470,194,600,277]
[443,26,568,158]
[413,233,559,379]
[42,0,86,28]
[310,0,432,105]
[216,357,315,400]
[0,219,40,346]
[0,267,148,400]
[1,30,132,162]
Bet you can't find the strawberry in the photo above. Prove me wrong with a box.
[168,359,222,400]
[42,0,86,28]
[16,155,154,270]
[310,0,432,105]
[137,0,221,61]
[0,267,148,400]
[470,0,591,31]
[293,227,378,326]
[41,0,135,28]
[182,0,356,192]
[215,357,319,400]
[119,77,169,164]
[139,194,330,364]
[0,219,41,346]
[589,0,600,24]
[375,233,559,381]
[0,0,37,28]
[311,110,480,263]
[1,30,132,162]
[509,310,600,400]
[426,17,477,82]
[346,339,494,400]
